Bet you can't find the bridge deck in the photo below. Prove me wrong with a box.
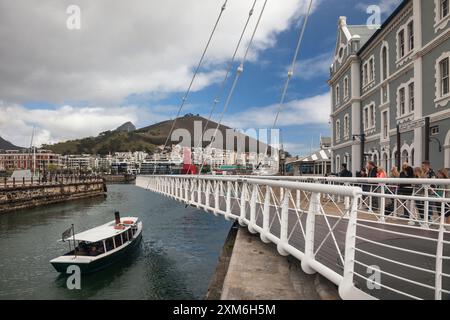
[196,191,450,300]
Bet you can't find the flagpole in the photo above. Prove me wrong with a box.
[72,224,77,258]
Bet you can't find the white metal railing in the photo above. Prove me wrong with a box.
[136,175,450,300]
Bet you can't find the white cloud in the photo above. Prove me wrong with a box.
[0,0,317,105]
[293,52,333,80]
[0,101,176,147]
[221,92,331,129]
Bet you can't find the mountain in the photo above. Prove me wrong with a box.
[115,121,136,132]
[0,136,22,150]
[43,114,274,155]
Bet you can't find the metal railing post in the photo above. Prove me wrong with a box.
[205,180,211,210]
[260,186,271,244]
[225,181,232,221]
[248,184,258,234]
[239,181,247,226]
[197,178,202,208]
[424,185,430,227]
[339,194,366,299]
[277,190,290,256]
[214,180,220,216]
[435,202,445,300]
[380,183,386,223]
[302,192,320,275]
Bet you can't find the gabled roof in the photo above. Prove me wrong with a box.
[347,25,377,47]
[302,149,331,162]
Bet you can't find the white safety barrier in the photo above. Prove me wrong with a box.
[136,175,450,300]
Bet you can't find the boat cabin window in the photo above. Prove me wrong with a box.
[88,241,105,256]
[74,240,105,256]
[114,234,123,248]
[104,238,114,251]
[127,229,132,240]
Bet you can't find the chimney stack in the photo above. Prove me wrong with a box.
[115,211,121,225]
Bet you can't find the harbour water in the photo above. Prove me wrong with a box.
[0,184,232,299]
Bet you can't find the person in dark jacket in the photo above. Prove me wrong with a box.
[367,161,378,178]
[366,161,378,210]
[339,164,352,177]
[397,163,414,217]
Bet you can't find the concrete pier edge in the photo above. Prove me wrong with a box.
[206,223,340,300]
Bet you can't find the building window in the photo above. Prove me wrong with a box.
[336,85,340,105]
[336,120,341,141]
[399,87,406,115]
[407,21,414,51]
[382,110,389,140]
[364,108,369,130]
[363,64,368,85]
[371,104,375,128]
[401,150,409,164]
[335,155,341,171]
[398,29,405,58]
[369,58,375,82]
[442,0,449,19]
[382,46,388,80]
[440,57,449,96]
[344,77,349,98]
[409,82,415,112]
[344,114,350,139]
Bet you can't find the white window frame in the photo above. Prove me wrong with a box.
[363,102,376,134]
[396,79,415,120]
[381,110,389,141]
[335,85,340,105]
[380,42,389,81]
[398,29,405,59]
[335,155,341,172]
[343,114,350,139]
[343,76,349,99]
[435,52,450,107]
[435,0,450,32]
[407,21,414,52]
[408,82,415,113]
[335,119,341,142]
[362,55,375,89]
[396,17,414,66]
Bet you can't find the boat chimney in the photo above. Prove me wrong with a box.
[114,211,121,225]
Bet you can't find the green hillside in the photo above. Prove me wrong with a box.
[44,115,273,155]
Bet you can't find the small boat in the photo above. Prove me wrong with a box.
[50,212,143,274]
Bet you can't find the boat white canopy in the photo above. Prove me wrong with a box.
[64,217,138,243]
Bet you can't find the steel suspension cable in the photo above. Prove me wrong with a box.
[189,0,258,175]
[150,0,228,176]
[199,0,269,174]
[257,0,314,170]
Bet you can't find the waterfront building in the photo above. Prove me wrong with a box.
[330,0,450,174]
[287,137,332,176]
[0,149,61,171]
[62,154,95,171]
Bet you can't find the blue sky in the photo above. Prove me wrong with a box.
[0,0,402,155]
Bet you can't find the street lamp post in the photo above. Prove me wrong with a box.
[352,133,366,170]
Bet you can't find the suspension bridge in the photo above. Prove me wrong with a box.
[137,0,450,300]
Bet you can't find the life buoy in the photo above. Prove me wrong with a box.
[123,220,134,225]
